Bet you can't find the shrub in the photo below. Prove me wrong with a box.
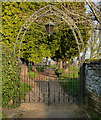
[28,71,38,79]
[28,66,32,71]
[19,82,32,99]
[36,66,44,72]
[55,69,63,76]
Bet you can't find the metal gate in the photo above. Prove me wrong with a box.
[20,61,83,105]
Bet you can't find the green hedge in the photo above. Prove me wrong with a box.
[2,46,20,108]
[2,46,32,108]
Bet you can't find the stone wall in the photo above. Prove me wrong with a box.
[84,61,101,113]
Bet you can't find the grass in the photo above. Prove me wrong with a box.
[48,65,57,68]
[59,77,79,95]
[57,65,79,95]
[68,65,78,71]
[28,71,38,79]
[36,66,45,72]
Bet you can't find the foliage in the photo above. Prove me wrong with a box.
[22,23,51,63]
[55,69,63,76]
[2,2,47,50]
[2,112,7,119]
[51,23,90,62]
[2,45,32,108]
[68,65,78,71]
[28,66,32,71]
[36,66,45,72]
[28,71,38,79]
[2,45,19,107]
[2,2,90,63]
[19,82,32,99]
[2,2,50,63]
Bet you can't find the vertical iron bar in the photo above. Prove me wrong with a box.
[53,80,55,103]
[28,62,30,102]
[73,68,75,103]
[72,65,74,103]
[33,64,35,102]
[18,59,21,106]
[68,65,70,103]
[48,62,50,105]
[37,65,42,102]
[24,63,26,102]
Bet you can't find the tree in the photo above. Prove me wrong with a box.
[49,22,90,68]
[2,2,90,65]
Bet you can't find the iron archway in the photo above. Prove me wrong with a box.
[14,4,86,66]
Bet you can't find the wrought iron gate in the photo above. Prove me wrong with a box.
[20,62,83,105]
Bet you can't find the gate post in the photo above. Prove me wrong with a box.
[78,63,86,105]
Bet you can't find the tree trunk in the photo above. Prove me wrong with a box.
[46,57,48,65]
[58,59,63,69]
[63,61,69,73]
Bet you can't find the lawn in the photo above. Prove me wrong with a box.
[48,65,57,69]
[56,65,79,95]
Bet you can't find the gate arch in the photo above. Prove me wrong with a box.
[14,4,85,65]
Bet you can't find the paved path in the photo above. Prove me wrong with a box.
[22,67,75,103]
[3,103,88,118]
